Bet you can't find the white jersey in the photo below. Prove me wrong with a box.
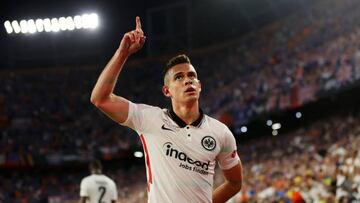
[80,174,118,203]
[121,102,240,203]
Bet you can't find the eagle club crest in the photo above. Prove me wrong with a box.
[201,136,216,151]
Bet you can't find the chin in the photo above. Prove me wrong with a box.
[185,96,199,102]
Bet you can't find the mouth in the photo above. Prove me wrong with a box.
[185,87,196,93]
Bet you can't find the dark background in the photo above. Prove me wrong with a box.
[0,0,316,69]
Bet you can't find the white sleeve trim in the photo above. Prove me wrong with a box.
[219,158,240,170]
[118,100,134,127]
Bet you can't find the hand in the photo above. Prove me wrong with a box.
[119,16,146,56]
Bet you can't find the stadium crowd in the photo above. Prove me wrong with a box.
[1,0,360,202]
[1,0,360,166]
[229,113,360,203]
[1,111,359,202]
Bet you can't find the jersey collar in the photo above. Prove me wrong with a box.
[168,108,204,128]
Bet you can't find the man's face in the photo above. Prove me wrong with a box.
[163,63,201,104]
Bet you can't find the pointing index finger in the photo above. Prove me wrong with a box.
[136,16,142,30]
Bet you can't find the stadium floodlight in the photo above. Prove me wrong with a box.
[4,21,13,34]
[240,126,247,133]
[266,119,273,126]
[88,13,98,29]
[20,20,28,33]
[35,19,44,32]
[4,13,99,35]
[11,20,21,34]
[27,19,37,34]
[81,14,90,29]
[11,21,21,33]
[65,17,75,30]
[272,123,281,130]
[74,15,82,29]
[295,112,302,119]
[134,151,143,158]
[80,13,98,29]
[51,18,60,32]
[43,18,52,32]
[58,17,67,31]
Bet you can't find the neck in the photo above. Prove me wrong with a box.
[91,170,102,175]
[172,101,200,124]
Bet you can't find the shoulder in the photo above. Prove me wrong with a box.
[103,175,115,183]
[82,175,92,180]
[203,115,235,146]
[80,175,92,185]
[204,115,232,133]
[130,102,164,114]
[103,175,117,188]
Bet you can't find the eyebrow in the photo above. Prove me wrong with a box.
[173,71,197,78]
[188,71,197,77]
[173,72,184,78]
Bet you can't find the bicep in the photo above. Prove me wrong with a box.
[95,94,130,123]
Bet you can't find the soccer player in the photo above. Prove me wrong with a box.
[91,16,243,203]
[79,160,118,203]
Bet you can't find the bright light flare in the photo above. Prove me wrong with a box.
[134,151,143,158]
[20,20,28,33]
[66,17,75,30]
[4,13,99,35]
[4,21,13,34]
[35,19,44,32]
[43,18,52,32]
[27,19,37,34]
[272,123,281,130]
[51,18,60,32]
[11,21,21,33]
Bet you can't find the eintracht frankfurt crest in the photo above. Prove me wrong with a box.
[201,136,216,151]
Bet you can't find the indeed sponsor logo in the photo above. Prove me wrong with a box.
[163,142,210,171]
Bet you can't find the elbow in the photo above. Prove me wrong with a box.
[90,97,97,106]
[90,94,102,107]
[90,98,103,108]
[90,95,98,106]
[90,93,112,108]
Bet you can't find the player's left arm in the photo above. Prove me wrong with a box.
[213,124,243,203]
[212,161,243,203]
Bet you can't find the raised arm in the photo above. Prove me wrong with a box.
[90,16,146,123]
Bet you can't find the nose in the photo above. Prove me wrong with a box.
[185,79,193,86]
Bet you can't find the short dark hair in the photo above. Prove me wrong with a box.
[163,54,191,79]
[89,160,102,172]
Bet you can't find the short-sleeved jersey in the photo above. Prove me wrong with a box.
[80,174,118,203]
[121,102,240,203]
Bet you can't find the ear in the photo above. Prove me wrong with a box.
[162,85,171,97]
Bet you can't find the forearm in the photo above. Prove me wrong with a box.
[91,49,128,104]
[212,180,242,203]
